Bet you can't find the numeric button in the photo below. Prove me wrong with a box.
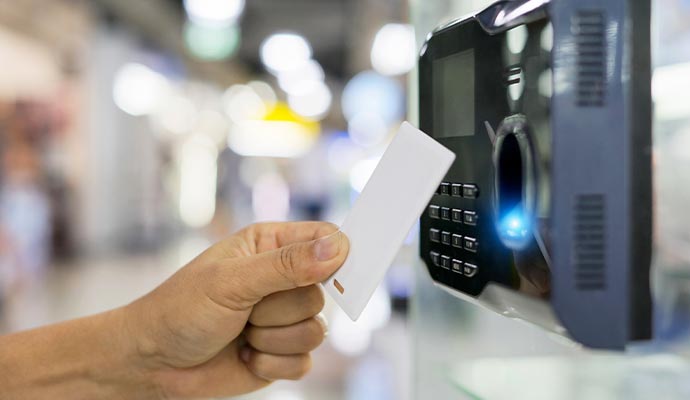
[441,231,451,246]
[440,207,451,221]
[463,210,478,226]
[428,205,440,219]
[463,236,478,253]
[462,184,479,199]
[451,184,463,197]
[463,262,478,277]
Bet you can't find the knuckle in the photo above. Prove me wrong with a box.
[303,319,326,348]
[277,246,300,286]
[303,285,325,315]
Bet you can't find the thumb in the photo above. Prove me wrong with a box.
[222,231,349,305]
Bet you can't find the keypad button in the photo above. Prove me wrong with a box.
[440,182,450,195]
[440,255,451,269]
[428,205,440,219]
[440,207,451,221]
[430,251,440,266]
[441,231,451,245]
[452,234,463,248]
[451,209,463,222]
[463,262,478,277]
[463,237,478,253]
[451,184,463,197]
[451,259,463,274]
[463,210,478,226]
[462,184,479,199]
[429,228,440,243]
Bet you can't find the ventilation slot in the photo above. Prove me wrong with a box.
[574,194,606,290]
[504,65,522,86]
[572,10,606,107]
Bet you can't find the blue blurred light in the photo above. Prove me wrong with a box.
[499,206,530,240]
[341,71,404,124]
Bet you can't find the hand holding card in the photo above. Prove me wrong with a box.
[323,122,455,320]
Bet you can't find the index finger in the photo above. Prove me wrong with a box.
[240,221,340,254]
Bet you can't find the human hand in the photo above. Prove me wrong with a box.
[123,222,349,399]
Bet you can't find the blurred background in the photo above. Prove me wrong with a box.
[1,0,690,399]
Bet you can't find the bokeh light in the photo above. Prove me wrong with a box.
[287,80,332,120]
[347,112,389,147]
[184,21,240,61]
[112,63,170,116]
[278,59,325,94]
[178,136,218,228]
[341,71,404,125]
[370,23,416,76]
[349,157,380,193]
[260,32,312,73]
[183,0,245,27]
[252,173,290,221]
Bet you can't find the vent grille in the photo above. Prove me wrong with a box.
[574,194,606,290]
[572,10,606,107]
[504,65,522,86]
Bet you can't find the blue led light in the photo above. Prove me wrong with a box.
[499,206,531,240]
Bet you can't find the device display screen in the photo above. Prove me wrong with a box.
[432,49,475,138]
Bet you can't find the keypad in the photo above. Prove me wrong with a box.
[427,181,481,280]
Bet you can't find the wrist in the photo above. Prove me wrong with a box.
[97,307,165,399]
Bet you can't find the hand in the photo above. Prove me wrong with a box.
[124,222,349,399]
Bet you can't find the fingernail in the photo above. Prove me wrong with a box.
[239,346,251,363]
[315,313,329,337]
[314,231,341,261]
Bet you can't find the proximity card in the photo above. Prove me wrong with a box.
[323,121,455,320]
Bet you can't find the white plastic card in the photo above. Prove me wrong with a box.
[323,121,455,320]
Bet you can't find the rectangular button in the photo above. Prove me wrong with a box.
[429,228,440,243]
[451,184,463,197]
[440,207,451,221]
[428,205,440,219]
[451,259,463,274]
[430,251,440,266]
[463,236,478,253]
[440,255,451,269]
[463,262,478,277]
[463,210,478,226]
[462,184,479,199]
[440,182,450,195]
[441,231,451,245]
[451,209,463,222]
[452,234,463,248]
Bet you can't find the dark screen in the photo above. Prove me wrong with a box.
[432,49,475,138]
